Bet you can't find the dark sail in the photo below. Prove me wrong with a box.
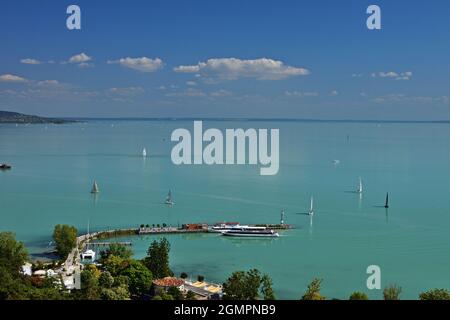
[384,193,389,208]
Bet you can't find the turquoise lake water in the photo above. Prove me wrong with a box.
[1,120,450,299]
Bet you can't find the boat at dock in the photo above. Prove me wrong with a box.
[219,224,279,237]
[210,222,241,232]
[222,228,279,238]
[211,223,266,233]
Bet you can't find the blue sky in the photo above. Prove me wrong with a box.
[1,0,449,119]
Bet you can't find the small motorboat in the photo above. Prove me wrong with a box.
[0,164,12,170]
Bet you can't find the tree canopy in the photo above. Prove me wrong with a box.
[383,284,402,300]
[222,269,275,300]
[121,260,153,297]
[52,225,77,260]
[100,244,133,261]
[419,288,450,300]
[301,278,326,300]
[143,237,172,279]
[0,232,28,275]
[349,291,369,300]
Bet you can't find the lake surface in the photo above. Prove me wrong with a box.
[1,120,450,299]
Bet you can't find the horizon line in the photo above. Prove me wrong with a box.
[61,117,450,124]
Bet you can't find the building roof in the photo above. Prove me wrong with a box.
[153,277,185,287]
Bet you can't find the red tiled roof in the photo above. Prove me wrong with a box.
[153,277,185,287]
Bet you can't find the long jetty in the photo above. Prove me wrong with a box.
[63,223,291,272]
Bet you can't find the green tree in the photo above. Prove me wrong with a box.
[383,284,402,300]
[167,286,184,300]
[301,278,325,300]
[100,244,133,261]
[103,255,128,276]
[81,268,100,300]
[185,290,196,300]
[0,232,28,274]
[52,225,77,260]
[159,292,174,300]
[419,288,450,300]
[101,284,130,300]
[0,232,70,300]
[197,275,205,282]
[223,269,275,300]
[0,232,30,300]
[180,272,188,279]
[349,291,369,300]
[99,271,114,289]
[261,274,276,300]
[143,238,172,279]
[152,292,174,300]
[121,260,153,297]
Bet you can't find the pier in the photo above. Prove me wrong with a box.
[60,222,292,288]
[138,226,209,235]
[90,242,132,247]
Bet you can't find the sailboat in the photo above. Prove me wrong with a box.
[91,180,99,194]
[357,177,363,194]
[384,193,389,208]
[81,220,96,261]
[165,189,174,205]
[142,148,147,158]
[308,196,314,216]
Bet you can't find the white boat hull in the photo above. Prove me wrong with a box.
[222,232,279,238]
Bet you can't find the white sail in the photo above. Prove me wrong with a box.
[165,190,174,205]
[309,196,314,215]
[91,180,99,194]
[142,148,147,157]
[357,177,363,193]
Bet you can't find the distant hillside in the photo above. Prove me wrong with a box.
[0,111,74,124]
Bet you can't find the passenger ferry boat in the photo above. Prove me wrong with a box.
[221,227,279,238]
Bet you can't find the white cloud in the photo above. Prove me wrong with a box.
[174,58,310,80]
[373,94,448,104]
[68,53,92,64]
[78,62,94,68]
[166,88,206,97]
[210,89,232,97]
[175,65,200,73]
[107,57,163,73]
[107,86,145,97]
[186,81,197,86]
[20,58,42,65]
[285,91,318,97]
[0,74,28,83]
[378,71,399,78]
[36,80,60,86]
[330,90,339,96]
[372,71,413,81]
